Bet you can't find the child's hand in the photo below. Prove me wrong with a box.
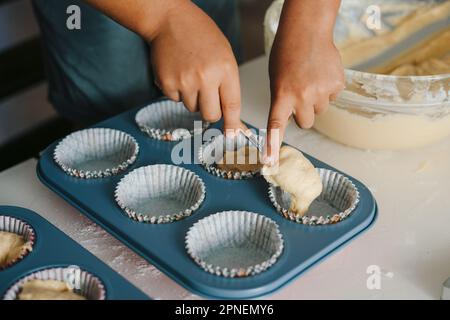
[150,1,242,131]
[265,0,344,163]
[85,0,242,132]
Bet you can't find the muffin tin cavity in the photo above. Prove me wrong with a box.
[268,168,360,225]
[54,128,139,179]
[135,100,209,141]
[3,267,106,300]
[0,215,35,270]
[115,164,206,224]
[185,211,283,278]
[199,133,263,180]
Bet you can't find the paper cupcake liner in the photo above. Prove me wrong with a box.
[115,164,206,224]
[198,133,263,180]
[2,267,106,300]
[185,211,284,278]
[54,128,139,179]
[268,168,360,225]
[135,100,209,141]
[0,215,35,270]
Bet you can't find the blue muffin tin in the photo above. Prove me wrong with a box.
[37,105,378,299]
[0,205,148,300]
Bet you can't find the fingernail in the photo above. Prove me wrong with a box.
[224,129,237,139]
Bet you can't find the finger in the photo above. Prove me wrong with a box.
[329,92,339,102]
[165,90,181,102]
[265,95,294,164]
[219,69,242,133]
[198,87,222,123]
[294,104,315,129]
[154,78,181,102]
[331,80,345,99]
[181,90,199,112]
[314,96,330,115]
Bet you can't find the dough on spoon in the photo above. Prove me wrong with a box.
[0,231,32,268]
[262,146,323,216]
[18,279,86,300]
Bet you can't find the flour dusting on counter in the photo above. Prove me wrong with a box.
[72,218,198,299]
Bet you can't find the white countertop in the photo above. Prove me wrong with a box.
[1,56,449,299]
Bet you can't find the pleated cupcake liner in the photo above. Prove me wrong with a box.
[198,133,263,180]
[268,168,360,226]
[0,215,35,270]
[54,128,139,179]
[135,100,209,141]
[185,211,284,278]
[115,164,206,224]
[3,267,106,300]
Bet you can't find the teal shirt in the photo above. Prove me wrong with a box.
[32,0,240,124]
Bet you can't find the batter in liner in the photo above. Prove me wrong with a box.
[18,279,86,300]
[216,146,263,172]
[262,146,322,216]
[0,231,32,268]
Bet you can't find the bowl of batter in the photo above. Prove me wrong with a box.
[265,0,450,150]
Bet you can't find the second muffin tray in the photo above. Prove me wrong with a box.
[37,106,378,299]
[0,206,149,300]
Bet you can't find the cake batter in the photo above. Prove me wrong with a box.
[0,231,32,268]
[314,1,450,149]
[262,146,322,216]
[216,146,263,172]
[18,279,86,300]
[339,1,450,76]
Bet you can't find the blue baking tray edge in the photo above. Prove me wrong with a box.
[0,205,150,300]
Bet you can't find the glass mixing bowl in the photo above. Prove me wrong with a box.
[314,71,450,150]
[264,0,450,150]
